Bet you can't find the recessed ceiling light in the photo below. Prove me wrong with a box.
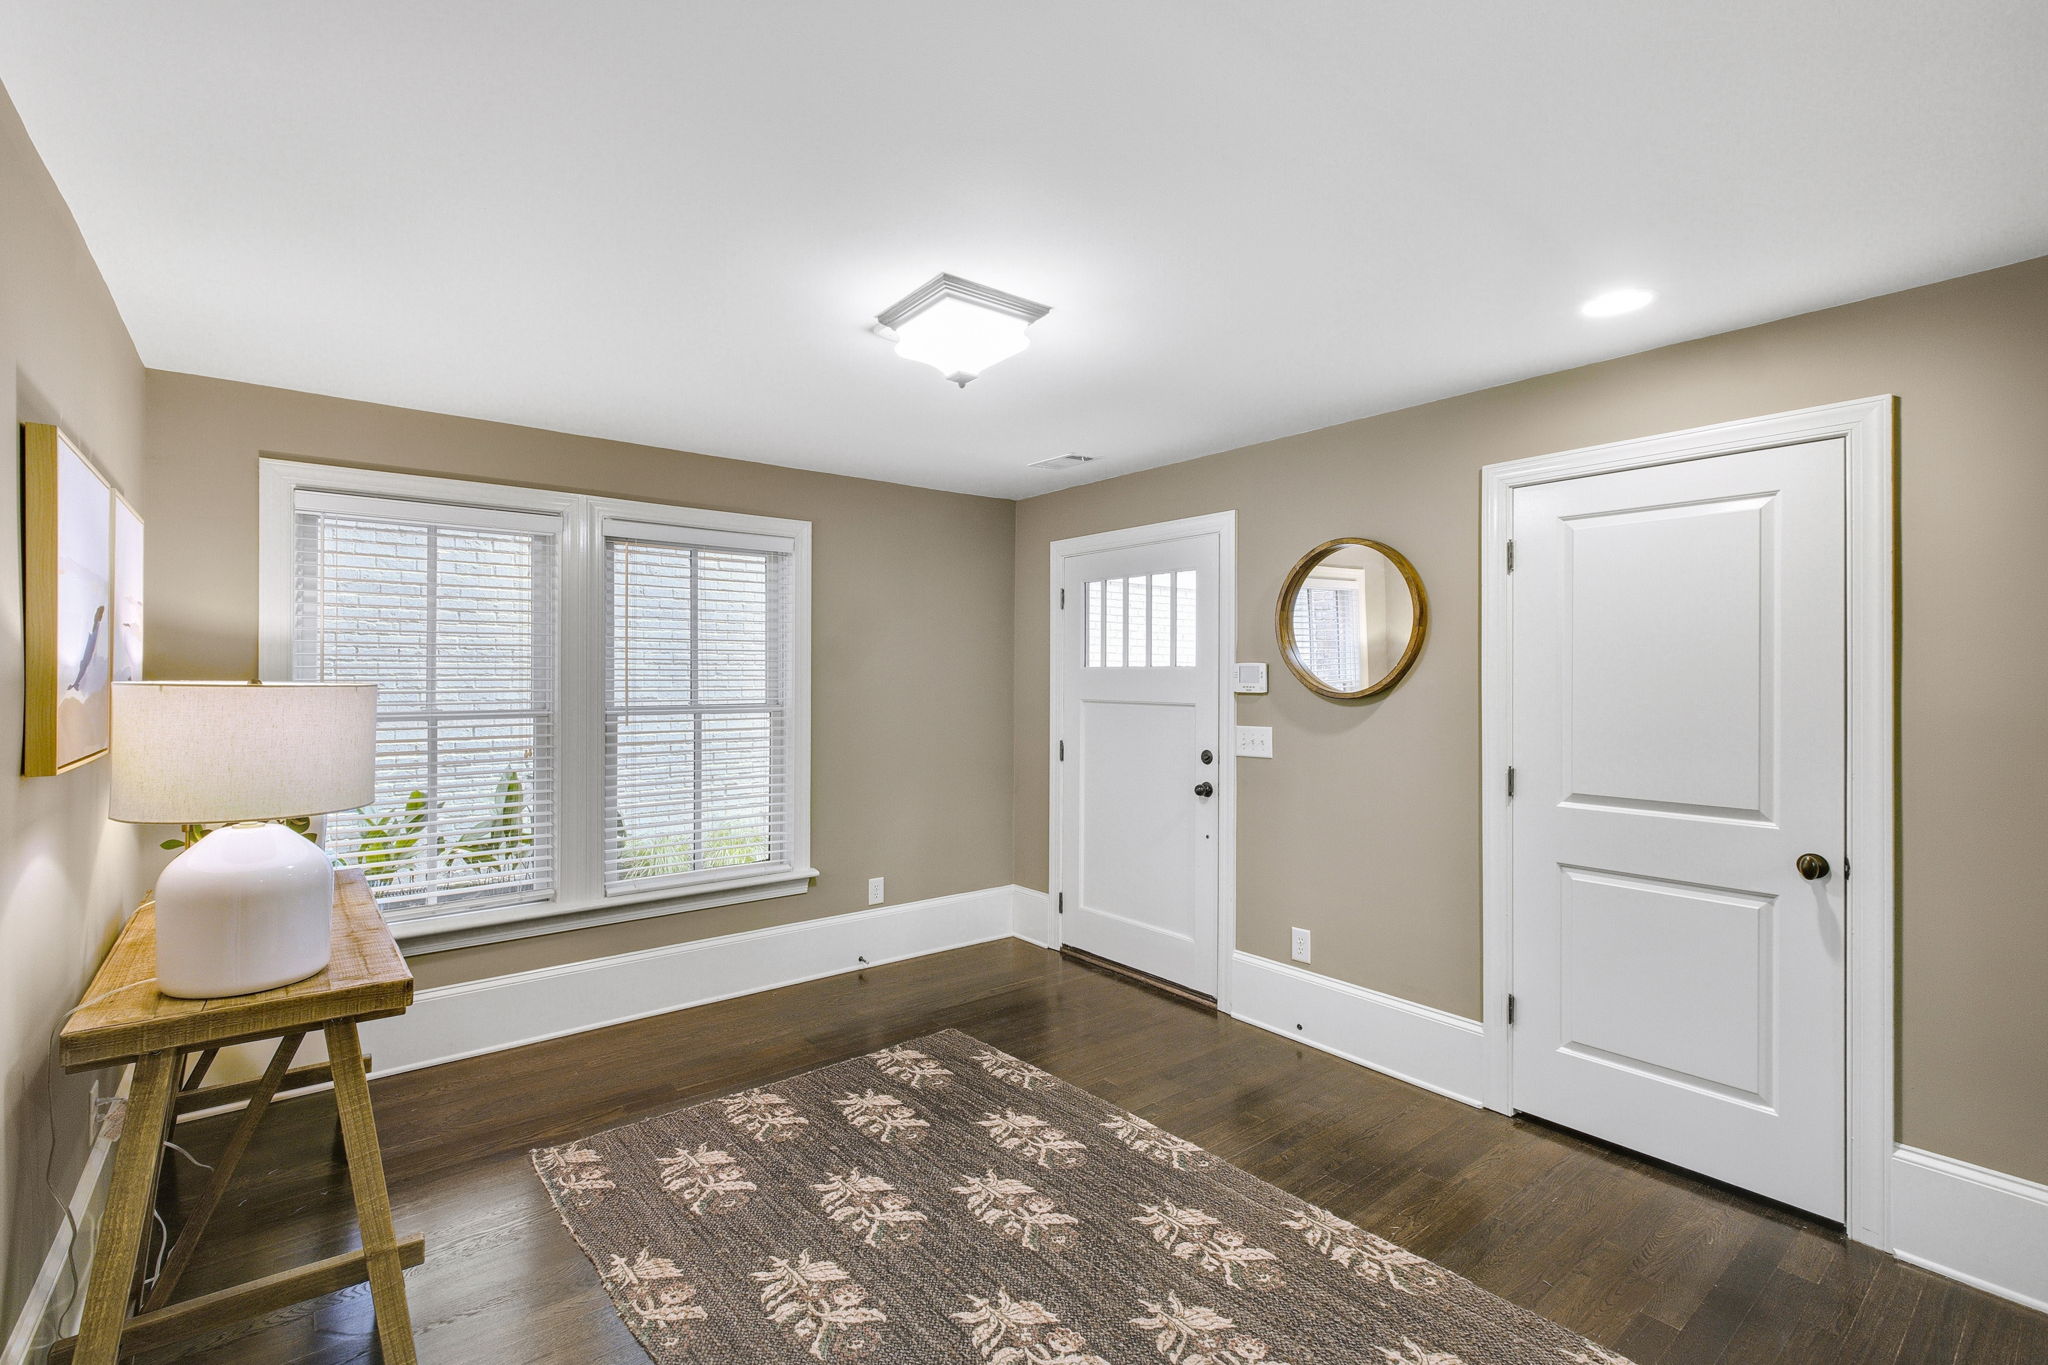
[1579,287,1656,318]
[1027,453,1095,470]
[873,273,1051,387]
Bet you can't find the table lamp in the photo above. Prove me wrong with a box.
[111,681,378,998]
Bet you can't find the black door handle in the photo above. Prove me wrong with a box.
[1193,781,1214,798]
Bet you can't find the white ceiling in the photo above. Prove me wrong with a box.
[4,3,2046,498]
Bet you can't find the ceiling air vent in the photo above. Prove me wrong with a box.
[1028,454,1095,470]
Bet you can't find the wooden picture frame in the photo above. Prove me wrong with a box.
[113,491,146,686]
[1275,536,1429,700]
[22,422,131,775]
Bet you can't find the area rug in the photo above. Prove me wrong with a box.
[533,1029,1633,1364]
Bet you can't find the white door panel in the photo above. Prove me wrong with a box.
[1558,868,1773,1102]
[1511,438,1846,1218]
[1563,496,1772,816]
[1058,530,1222,996]
[1079,700,1199,934]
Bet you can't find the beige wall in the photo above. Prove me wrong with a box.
[144,372,1017,990]
[0,86,148,1329]
[1013,255,2048,1185]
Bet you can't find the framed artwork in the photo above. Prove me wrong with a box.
[22,423,131,775]
[113,492,145,685]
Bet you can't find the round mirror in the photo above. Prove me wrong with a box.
[1276,538,1428,699]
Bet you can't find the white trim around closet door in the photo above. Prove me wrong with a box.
[1479,396,1897,1248]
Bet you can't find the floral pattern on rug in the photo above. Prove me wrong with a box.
[814,1168,928,1247]
[954,1287,1112,1365]
[838,1089,931,1144]
[1103,1111,1219,1171]
[657,1143,756,1215]
[754,1251,886,1359]
[1133,1202,1285,1291]
[954,1170,1081,1251]
[532,1028,1637,1364]
[1285,1205,1447,1295]
[1133,1291,1292,1365]
[869,1044,955,1089]
[535,1140,613,1198]
[978,1109,1089,1168]
[722,1088,811,1143]
[602,1249,707,1348]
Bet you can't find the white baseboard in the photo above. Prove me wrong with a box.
[1009,885,1055,948]
[2,1102,119,1365]
[1890,1145,2048,1313]
[361,884,1020,1076]
[1226,951,1486,1107]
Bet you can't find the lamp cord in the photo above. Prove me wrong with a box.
[34,976,222,1342]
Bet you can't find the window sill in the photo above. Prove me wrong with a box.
[387,867,821,955]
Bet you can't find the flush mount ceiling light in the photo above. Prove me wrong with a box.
[873,273,1052,387]
[1027,453,1095,470]
[1579,286,1656,318]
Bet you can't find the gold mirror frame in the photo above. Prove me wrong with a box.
[1275,537,1429,700]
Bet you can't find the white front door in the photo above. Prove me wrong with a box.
[1056,523,1224,997]
[1509,438,1847,1218]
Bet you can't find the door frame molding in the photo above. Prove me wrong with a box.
[1048,511,1239,1010]
[1479,396,1897,1246]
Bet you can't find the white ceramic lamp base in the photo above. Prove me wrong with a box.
[154,821,335,998]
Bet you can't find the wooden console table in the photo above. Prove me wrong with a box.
[54,869,422,1364]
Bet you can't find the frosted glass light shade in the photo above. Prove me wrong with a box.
[890,296,1034,386]
[111,682,377,825]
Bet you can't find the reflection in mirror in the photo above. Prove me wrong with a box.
[1277,539,1427,698]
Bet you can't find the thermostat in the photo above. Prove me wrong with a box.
[1233,662,1269,694]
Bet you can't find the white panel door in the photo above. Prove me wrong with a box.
[1510,439,1847,1218]
[1058,531,1222,996]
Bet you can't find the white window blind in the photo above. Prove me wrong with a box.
[1293,577,1363,691]
[292,498,559,918]
[603,529,793,892]
[1083,571,1197,668]
[265,460,815,948]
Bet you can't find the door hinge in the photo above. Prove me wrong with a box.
[1507,993,1517,1025]
[1506,539,1515,573]
[1058,740,1065,761]
[1506,766,1515,798]
[1059,587,1066,608]
[1056,892,1064,915]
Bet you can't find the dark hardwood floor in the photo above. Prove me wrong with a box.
[137,939,2045,1364]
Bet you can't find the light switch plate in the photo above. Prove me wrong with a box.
[1235,725,1273,758]
[1233,662,1269,694]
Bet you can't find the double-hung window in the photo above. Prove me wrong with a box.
[1291,567,1365,693]
[261,460,813,950]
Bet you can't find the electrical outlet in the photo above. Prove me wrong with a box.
[1236,725,1274,759]
[95,1095,128,1142]
[1291,927,1311,963]
[868,876,885,905]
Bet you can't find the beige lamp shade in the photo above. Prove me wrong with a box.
[110,682,378,824]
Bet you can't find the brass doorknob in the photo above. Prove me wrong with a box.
[1796,853,1831,880]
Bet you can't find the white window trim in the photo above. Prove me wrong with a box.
[258,458,815,953]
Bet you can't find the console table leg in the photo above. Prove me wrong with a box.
[73,1050,177,1364]
[324,1019,417,1365]
[142,1032,306,1312]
